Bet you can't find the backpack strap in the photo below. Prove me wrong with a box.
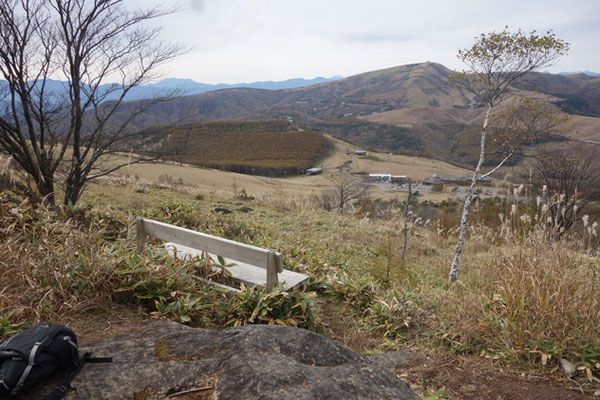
[83,352,113,364]
[43,352,112,400]
[43,362,82,400]
[12,339,46,395]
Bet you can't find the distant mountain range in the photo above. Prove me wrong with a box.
[112,76,344,100]
[559,71,600,77]
[0,76,343,103]
[4,62,599,168]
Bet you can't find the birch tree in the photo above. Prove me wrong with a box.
[0,0,183,205]
[448,28,568,282]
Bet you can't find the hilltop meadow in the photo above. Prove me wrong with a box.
[1,142,598,399]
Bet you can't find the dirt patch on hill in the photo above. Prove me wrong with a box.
[401,352,596,399]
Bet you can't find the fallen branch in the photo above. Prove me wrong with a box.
[165,386,215,399]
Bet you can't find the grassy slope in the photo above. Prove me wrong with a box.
[102,63,600,171]
[66,182,600,397]
[1,153,598,398]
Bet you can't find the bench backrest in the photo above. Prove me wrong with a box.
[136,217,283,286]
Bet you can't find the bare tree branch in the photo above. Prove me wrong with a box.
[327,174,366,214]
[0,0,184,205]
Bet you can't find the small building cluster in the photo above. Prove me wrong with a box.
[422,174,491,185]
[368,174,408,184]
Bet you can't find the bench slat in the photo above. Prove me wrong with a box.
[141,218,271,269]
[137,217,306,291]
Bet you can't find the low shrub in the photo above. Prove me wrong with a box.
[214,285,320,331]
[0,193,123,329]
[0,194,322,336]
[114,249,198,306]
[363,290,430,340]
[325,273,377,314]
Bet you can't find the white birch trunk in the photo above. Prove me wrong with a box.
[448,105,492,282]
[401,181,412,261]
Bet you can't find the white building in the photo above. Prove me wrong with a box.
[368,174,391,182]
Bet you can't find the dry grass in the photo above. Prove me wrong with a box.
[351,154,473,181]
[0,191,322,338]
[567,114,600,142]
[0,195,126,324]
[92,134,476,208]
[441,232,600,363]
[1,172,598,380]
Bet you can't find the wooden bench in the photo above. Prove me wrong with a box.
[136,217,309,291]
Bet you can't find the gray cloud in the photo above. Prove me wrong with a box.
[189,0,205,11]
[126,0,600,83]
[343,33,416,43]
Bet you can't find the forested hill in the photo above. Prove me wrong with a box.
[133,120,334,177]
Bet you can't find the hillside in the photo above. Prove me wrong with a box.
[135,120,334,176]
[107,62,600,166]
[517,72,600,116]
[1,163,598,398]
[96,135,475,204]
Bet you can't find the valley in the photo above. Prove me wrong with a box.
[1,2,600,397]
[97,133,477,205]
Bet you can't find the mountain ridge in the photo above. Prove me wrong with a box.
[104,61,599,167]
[0,75,343,102]
[559,71,600,77]
[30,61,589,169]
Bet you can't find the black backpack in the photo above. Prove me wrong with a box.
[0,323,110,399]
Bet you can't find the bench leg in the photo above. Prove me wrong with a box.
[266,252,279,289]
[136,217,147,254]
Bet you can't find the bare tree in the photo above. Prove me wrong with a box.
[0,0,183,205]
[317,189,337,212]
[325,174,365,214]
[530,143,600,232]
[448,28,568,282]
[489,98,569,155]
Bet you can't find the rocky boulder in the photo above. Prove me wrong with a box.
[18,320,420,399]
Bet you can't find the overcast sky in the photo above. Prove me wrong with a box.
[128,0,600,84]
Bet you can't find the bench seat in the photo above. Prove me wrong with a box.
[166,242,309,291]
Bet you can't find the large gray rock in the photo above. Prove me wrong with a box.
[18,320,420,399]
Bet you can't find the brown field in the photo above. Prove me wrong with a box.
[362,106,485,127]
[139,120,334,176]
[362,91,600,144]
[569,114,600,141]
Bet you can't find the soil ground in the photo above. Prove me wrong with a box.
[402,352,597,399]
